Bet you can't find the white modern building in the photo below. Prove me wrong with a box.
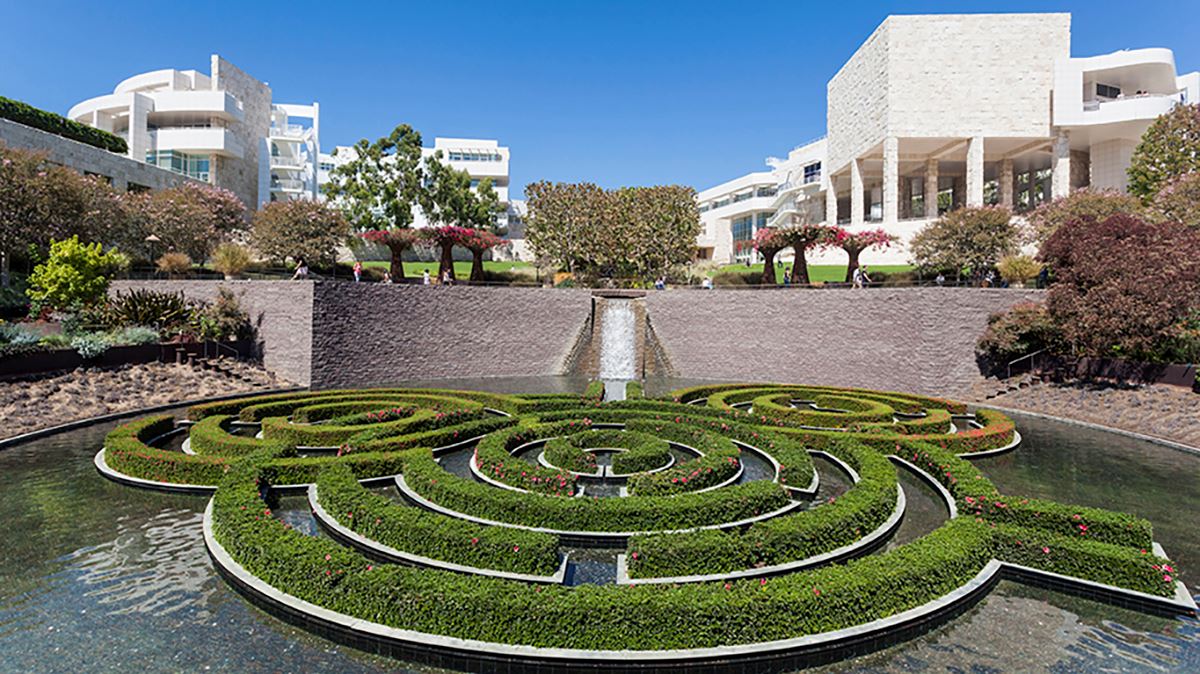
[320,136,530,258]
[698,13,1199,266]
[68,55,321,209]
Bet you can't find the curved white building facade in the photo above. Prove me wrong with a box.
[69,55,320,209]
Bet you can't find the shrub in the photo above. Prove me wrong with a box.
[124,183,247,261]
[1039,214,1200,361]
[711,271,759,286]
[69,332,111,359]
[111,325,160,345]
[996,255,1042,286]
[156,252,192,277]
[211,242,252,278]
[909,206,1018,275]
[0,95,127,153]
[26,236,127,312]
[1149,171,1200,229]
[194,287,252,341]
[1128,103,1200,200]
[1024,189,1147,245]
[104,415,234,485]
[975,302,1061,373]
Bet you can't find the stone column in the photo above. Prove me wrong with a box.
[952,177,965,210]
[966,136,985,207]
[1051,129,1071,199]
[899,177,912,219]
[883,137,899,223]
[850,159,864,225]
[924,158,939,218]
[999,158,1014,208]
[128,93,152,161]
[825,180,838,225]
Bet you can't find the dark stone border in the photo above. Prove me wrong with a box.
[0,386,306,451]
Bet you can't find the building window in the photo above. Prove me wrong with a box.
[698,204,710,213]
[756,212,773,229]
[713,198,730,209]
[1096,83,1121,99]
[804,162,822,184]
[733,192,751,203]
[731,215,754,244]
[756,186,778,198]
[145,150,211,182]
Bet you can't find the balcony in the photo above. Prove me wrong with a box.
[269,124,307,140]
[150,127,244,158]
[270,178,306,192]
[269,154,306,169]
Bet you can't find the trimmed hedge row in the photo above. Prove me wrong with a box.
[105,415,233,485]
[625,381,644,399]
[779,408,1015,456]
[0,95,128,153]
[707,388,895,428]
[347,416,519,454]
[473,422,584,495]
[293,401,417,424]
[315,465,561,576]
[627,438,898,578]
[584,380,605,400]
[187,388,522,421]
[403,450,791,533]
[263,407,489,448]
[622,422,739,495]
[213,464,998,650]
[669,383,966,414]
[189,415,287,457]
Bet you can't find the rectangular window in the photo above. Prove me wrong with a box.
[733,192,751,203]
[1096,83,1121,99]
[756,212,773,228]
[698,204,710,213]
[804,162,822,184]
[756,186,778,198]
[731,215,754,242]
[713,199,730,209]
[145,150,211,182]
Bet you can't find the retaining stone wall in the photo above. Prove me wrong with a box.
[307,284,591,388]
[645,287,1042,398]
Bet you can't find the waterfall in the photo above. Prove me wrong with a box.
[597,299,636,400]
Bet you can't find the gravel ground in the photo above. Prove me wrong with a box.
[0,361,291,440]
[978,380,1200,449]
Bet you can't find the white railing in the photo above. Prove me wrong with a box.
[270,179,305,191]
[1085,89,1186,110]
[270,155,305,167]
[270,124,305,138]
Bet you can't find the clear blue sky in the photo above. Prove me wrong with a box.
[2,1,1196,198]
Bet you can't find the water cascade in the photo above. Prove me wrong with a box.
[597,299,636,401]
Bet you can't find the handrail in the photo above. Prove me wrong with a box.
[1006,348,1047,380]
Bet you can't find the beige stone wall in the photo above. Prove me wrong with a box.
[211,55,271,210]
[827,21,890,176]
[0,118,198,192]
[885,14,1069,139]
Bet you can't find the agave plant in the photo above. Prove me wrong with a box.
[106,289,195,333]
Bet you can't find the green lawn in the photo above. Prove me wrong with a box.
[361,259,537,280]
[710,263,914,283]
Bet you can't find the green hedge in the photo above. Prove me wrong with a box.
[316,465,561,576]
[262,407,489,448]
[668,383,966,414]
[213,465,997,650]
[625,381,644,399]
[404,450,790,533]
[0,95,128,153]
[627,438,898,578]
[347,416,519,454]
[584,380,605,400]
[189,415,287,457]
[540,427,671,476]
[622,422,739,495]
[293,401,416,424]
[473,422,583,495]
[104,415,233,485]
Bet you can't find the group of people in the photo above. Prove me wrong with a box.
[297,259,454,286]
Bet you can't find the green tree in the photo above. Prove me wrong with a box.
[27,236,127,311]
[250,199,349,267]
[909,206,1018,280]
[420,153,503,280]
[1024,189,1146,245]
[524,181,607,275]
[324,124,425,278]
[1127,103,1200,200]
[608,185,700,280]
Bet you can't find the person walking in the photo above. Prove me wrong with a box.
[422,270,431,286]
[441,269,453,286]
[382,271,393,284]
[352,261,363,283]
[852,265,871,289]
[291,257,309,280]
[935,272,945,286]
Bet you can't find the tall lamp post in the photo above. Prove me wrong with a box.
[145,234,161,278]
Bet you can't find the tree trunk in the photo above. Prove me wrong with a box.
[0,250,9,288]
[470,250,485,282]
[760,249,779,285]
[439,242,456,281]
[387,243,406,279]
[844,247,862,283]
[790,246,810,285]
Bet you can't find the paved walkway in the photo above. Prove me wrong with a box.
[0,361,289,440]
[975,381,1200,449]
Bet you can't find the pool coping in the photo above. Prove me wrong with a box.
[971,403,1200,457]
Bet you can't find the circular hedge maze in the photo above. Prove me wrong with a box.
[96,383,1195,672]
